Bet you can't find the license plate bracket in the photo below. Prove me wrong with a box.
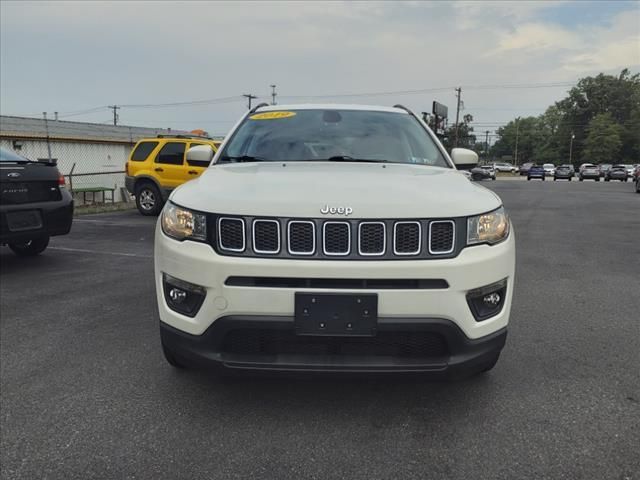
[6,210,43,232]
[294,292,378,337]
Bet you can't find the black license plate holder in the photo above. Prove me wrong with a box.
[294,292,378,337]
[6,210,43,232]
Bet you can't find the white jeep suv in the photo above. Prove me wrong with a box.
[155,104,515,378]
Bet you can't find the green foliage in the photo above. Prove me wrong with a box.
[582,114,624,164]
[490,69,640,166]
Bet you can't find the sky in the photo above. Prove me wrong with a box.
[1,1,638,139]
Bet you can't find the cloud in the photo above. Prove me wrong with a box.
[1,1,637,135]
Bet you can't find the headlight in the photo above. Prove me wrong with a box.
[161,202,207,241]
[467,206,509,245]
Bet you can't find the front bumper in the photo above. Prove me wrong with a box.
[0,190,73,243]
[161,316,507,377]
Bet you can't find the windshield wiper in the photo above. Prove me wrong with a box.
[322,156,388,163]
[219,155,268,163]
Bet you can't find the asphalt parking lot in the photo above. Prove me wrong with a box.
[1,180,639,480]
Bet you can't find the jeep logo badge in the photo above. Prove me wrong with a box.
[320,205,353,216]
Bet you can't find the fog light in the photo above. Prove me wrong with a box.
[169,288,187,304]
[466,279,507,322]
[483,292,501,307]
[163,273,206,317]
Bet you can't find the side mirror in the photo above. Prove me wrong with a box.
[451,148,478,170]
[186,145,215,164]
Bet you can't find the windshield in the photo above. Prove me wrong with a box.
[0,147,28,162]
[218,109,449,167]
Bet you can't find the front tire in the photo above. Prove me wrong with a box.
[8,236,50,256]
[135,183,163,216]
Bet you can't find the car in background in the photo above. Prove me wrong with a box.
[543,163,556,176]
[493,162,517,173]
[527,164,546,181]
[0,147,73,256]
[579,164,600,181]
[605,165,628,182]
[554,165,574,181]
[519,162,533,176]
[634,166,640,193]
[478,165,496,180]
[599,164,612,177]
[125,135,221,215]
[623,165,635,178]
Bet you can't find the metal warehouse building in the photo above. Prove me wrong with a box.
[0,115,190,202]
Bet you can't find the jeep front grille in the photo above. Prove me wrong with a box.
[212,216,460,260]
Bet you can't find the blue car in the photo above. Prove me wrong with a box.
[527,164,546,181]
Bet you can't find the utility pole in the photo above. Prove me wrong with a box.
[108,105,120,126]
[485,130,490,160]
[42,112,52,161]
[243,94,258,110]
[514,117,520,166]
[270,85,277,105]
[453,87,462,148]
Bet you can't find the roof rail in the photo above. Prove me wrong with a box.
[250,102,270,114]
[156,134,214,140]
[393,104,413,114]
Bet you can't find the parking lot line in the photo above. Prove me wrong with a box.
[47,246,152,258]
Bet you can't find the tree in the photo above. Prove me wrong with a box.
[492,69,639,166]
[582,113,624,164]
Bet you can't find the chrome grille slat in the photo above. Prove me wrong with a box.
[393,221,421,255]
[323,221,351,256]
[288,221,315,255]
[429,220,455,254]
[358,222,386,256]
[252,219,280,254]
[218,217,245,252]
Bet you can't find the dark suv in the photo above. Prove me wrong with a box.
[0,147,73,256]
[605,165,628,182]
[527,164,545,181]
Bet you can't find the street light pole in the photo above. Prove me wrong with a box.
[569,132,575,166]
[514,117,520,166]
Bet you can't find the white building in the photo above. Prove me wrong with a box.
[0,115,195,202]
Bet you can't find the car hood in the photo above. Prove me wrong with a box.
[170,162,502,219]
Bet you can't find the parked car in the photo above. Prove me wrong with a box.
[623,164,635,178]
[554,165,574,181]
[543,163,556,176]
[634,166,640,193]
[0,147,73,256]
[125,135,221,215]
[605,164,628,182]
[519,162,533,176]
[527,164,546,181]
[156,104,515,378]
[579,164,600,181]
[493,162,516,173]
[599,164,612,177]
[478,165,496,180]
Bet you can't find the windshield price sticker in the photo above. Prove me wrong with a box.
[249,111,297,120]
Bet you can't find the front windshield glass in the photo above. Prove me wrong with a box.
[0,147,28,162]
[218,109,449,167]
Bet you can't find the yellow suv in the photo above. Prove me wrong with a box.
[125,135,220,215]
